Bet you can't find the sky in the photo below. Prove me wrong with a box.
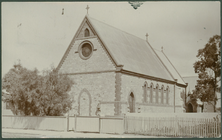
[2,2,221,78]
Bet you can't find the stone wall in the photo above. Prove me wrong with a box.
[68,72,116,116]
[175,106,184,113]
[59,37,115,74]
[120,74,184,114]
[76,22,95,38]
[175,86,186,112]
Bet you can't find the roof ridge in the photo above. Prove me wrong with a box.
[162,51,187,84]
[149,42,176,81]
[88,16,147,43]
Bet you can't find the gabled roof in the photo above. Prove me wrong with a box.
[58,15,188,85]
[154,49,186,86]
[87,16,175,82]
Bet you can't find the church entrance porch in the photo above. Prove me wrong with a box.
[187,103,193,112]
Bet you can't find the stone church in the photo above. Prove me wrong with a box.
[57,15,187,116]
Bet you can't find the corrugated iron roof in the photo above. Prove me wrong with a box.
[87,16,174,82]
[155,50,186,85]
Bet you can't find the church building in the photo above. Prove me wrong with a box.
[57,14,187,116]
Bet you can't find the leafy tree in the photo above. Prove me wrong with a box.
[193,35,221,112]
[2,64,74,116]
[2,64,40,115]
[37,67,74,116]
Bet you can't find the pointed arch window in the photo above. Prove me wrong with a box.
[161,86,164,104]
[150,83,153,103]
[166,87,169,104]
[158,86,162,104]
[143,82,148,103]
[129,92,135,113]
[156,85,159,103]
[84,28,90,37]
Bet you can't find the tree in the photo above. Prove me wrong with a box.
[193,35,221,112]
[37,67,74,116]
[2,64,74,116]
[2,64,40,115]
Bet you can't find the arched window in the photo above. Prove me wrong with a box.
[143,82,148,103]
[156,84,159,103]
[84,28,90,37]
[161,86,164,104]
[150,83,153,103]
[158,86,162,104]
[129,92,135,113]
[166,87,169,104]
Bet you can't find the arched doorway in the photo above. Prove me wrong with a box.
[78,89,92,116]
[128,92,135,113]
[187,103,193,112]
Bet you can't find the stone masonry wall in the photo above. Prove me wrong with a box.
[76,22,95,38]
[120,74,184,114]
[58,27,117,116]
[68,72,116,116]
[59,37,116,74]
[175,86,186,113]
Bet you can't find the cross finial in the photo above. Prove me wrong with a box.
[86,5,90,15]
[145,33,148,41]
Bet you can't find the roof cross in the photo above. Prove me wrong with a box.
[86,5,90,15]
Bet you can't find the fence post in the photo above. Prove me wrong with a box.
[74,114,77,132]
[123,114,126,134]
[64,113,69,132]
[99,116,101,134]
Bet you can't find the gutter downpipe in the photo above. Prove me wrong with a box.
[174,79,178,113]
[185,83,188,112]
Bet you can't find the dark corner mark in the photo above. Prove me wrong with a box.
[128,1,143,9]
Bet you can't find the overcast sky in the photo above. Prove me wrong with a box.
[2,2,220,78]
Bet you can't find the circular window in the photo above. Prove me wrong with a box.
[82,43,92,57]
[78,41,94,60]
